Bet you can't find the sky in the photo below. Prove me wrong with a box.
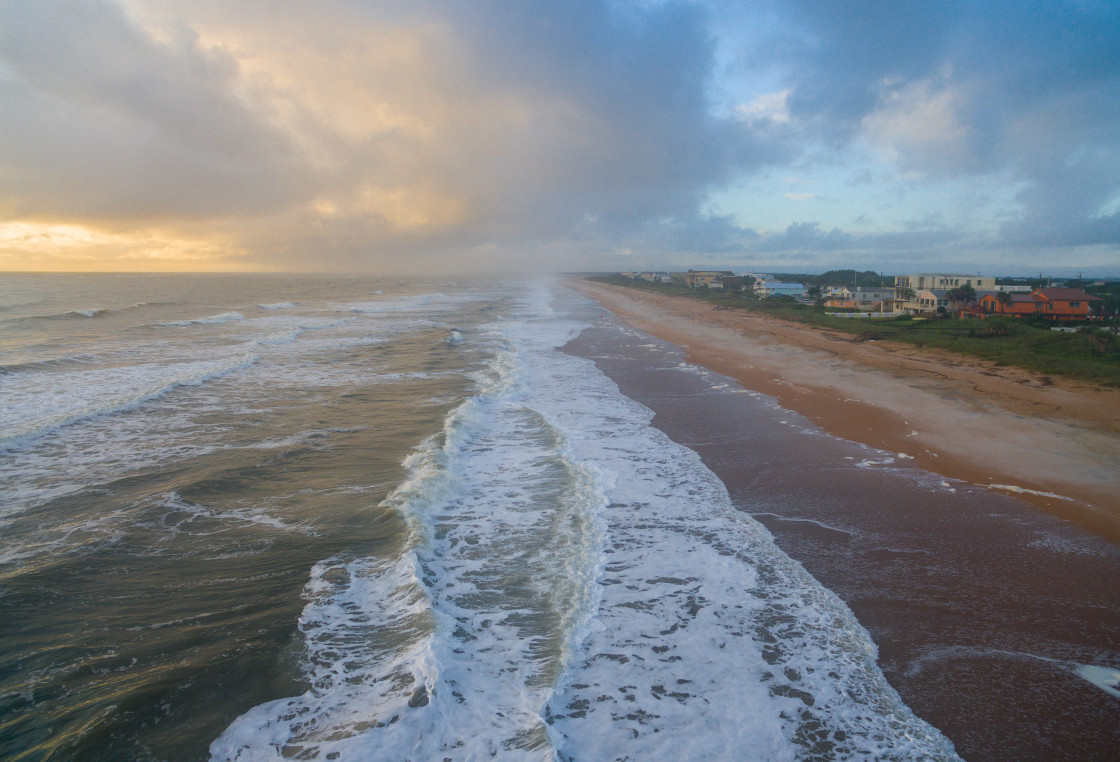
[1,0,1118,275]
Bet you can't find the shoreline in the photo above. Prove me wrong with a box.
[562,286,1120,760]
[570,279,1120,542]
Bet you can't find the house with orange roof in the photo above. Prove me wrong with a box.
[977,288,1101,321]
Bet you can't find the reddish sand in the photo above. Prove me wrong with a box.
[572,280,1120,541]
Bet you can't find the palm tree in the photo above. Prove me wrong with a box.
[948,284,977,312]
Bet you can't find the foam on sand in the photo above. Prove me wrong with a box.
[984,483,1075,501]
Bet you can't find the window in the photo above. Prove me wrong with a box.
[1071,301,1080,308]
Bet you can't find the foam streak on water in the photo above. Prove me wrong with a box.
[212,285,958,761]
[0,353,259,449]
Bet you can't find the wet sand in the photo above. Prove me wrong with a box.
[563,301,1120,761]
[571,280,1120,542]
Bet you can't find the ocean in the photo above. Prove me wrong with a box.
[0,274,1114,760]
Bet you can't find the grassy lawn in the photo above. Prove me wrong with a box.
[588,275,1120,387]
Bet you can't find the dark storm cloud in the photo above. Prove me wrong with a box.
[777,0,966,138]
[417,0,793,238]
[752,221,959,255]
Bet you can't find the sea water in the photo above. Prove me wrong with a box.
[0,274,957,760]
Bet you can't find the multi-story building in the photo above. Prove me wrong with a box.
[895,273,996,292]
[894,273,996,313]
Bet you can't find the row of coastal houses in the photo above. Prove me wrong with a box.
[619,270,1105,321]
[894,274,1102,320]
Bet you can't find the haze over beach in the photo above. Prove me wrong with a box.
[2,2,1120,761]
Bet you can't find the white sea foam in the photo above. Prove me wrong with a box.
[257,327,304,345]
[907,647,1120,702]
[0,489,304,567]
[0,353,258,450]
[984,484,1075,501]
[1075,664,1120,699]
[257,302,296,310]
[214,283,958,761]
[344,294,445,314]
[153,491,298,534]
[856,456,897,468]
[160,311,245,327]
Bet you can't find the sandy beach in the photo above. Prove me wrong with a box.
[562,300,1120,761]
[572,279,1120,541]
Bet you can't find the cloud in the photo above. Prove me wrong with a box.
[734,89,791,126]
[0,0,307,223]
[761,0,1120,256]
[861,75,970,172]
[0,0,808,270]
[751,220,961,258]
[0,0,1118,272]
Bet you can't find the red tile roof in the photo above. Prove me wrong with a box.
[1037,288,1101,301]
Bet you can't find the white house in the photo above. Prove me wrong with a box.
[754,281,805,299]
[833,286,895,303]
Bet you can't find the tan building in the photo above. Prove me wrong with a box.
[685,269,734,287]
[895,273,996,292]
[894,273,995,313]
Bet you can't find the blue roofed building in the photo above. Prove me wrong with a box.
[754,281,805,299]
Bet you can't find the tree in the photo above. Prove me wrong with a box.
[947,283,977,311]
[996,290,1013,313]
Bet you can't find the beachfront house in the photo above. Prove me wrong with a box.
[908,288,992,315]
[977,288,1101,321]
[824,286,896,312]
[754,281,805,299]
[833,286,895,303]
[686,269,734,288]
[914,289,950,313]
[895,273,996,314]
[707,275,745,291]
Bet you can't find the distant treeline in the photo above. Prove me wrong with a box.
[769,270,888,287]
